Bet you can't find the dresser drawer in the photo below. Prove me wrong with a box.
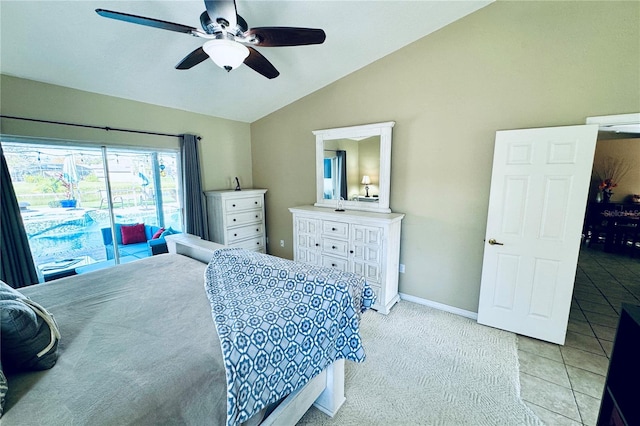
[322,220,349,239]
[321,255,349,272]
[224,196,263,212]
[295,248,321,266]
[353,245,381,264]
[352,225,382,245]
[295,217,319,235]
[321,238,349,257]
[226,224,264,243]
[296,233,320,250]
[229,236,264,252]
[352,261,381,284]
[228,210,263,227]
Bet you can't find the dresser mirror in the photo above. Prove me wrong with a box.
[313,121,395,213]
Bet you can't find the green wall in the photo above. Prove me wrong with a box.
[0,75,252,191]
[250,1,640,313]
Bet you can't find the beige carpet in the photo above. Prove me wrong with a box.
[298,301,543,425]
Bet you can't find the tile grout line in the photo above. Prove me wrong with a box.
[519,246,636,425]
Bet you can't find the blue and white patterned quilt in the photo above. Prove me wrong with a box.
[204,248,376,426]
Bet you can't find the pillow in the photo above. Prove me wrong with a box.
[121,223,147,245]
[152,227,165,239]
[159,227,179,239]
[0,281,60,373]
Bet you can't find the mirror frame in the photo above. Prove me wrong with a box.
[313,121,395,213]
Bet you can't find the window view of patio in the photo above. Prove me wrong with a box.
[3,140,183,281]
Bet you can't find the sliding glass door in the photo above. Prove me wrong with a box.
[2,139,182,280]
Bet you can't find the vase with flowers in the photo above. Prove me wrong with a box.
[598,179,615,203]
[593,156,634,204]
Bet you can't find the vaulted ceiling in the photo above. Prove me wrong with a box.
[0,1,491,122]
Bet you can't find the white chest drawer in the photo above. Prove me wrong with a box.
[224,196,263,212]
[229,236,265,252]
[228,210,263,227]
[227,224,264,243]
[322,220,349,239]
[321,238,349,257]
[321,255,349,272]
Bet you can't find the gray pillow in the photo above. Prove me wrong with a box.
[0,281,60,372]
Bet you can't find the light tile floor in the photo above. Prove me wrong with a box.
[517,246,640,426]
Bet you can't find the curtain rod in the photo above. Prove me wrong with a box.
[0,115,201,140]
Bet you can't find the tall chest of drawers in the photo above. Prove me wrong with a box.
[289,205,404,314]
[205,189,267,253]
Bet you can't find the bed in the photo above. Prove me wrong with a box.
[0,235,374,425]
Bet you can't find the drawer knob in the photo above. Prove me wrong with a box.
[234,233,238,236]
[255,201,258,205]
[332,227,337,231]
[256,229,259,232]
[233,218,236,222]
[255,215,258,218]
[315,243,320,247]
[232,204,236,207]
[332,246,336,249]
[331,263,337,267]
[350,250,354,254]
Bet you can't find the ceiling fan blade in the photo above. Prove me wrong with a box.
[175,47,209,70]
[96,9,197,34]
[246,27,326,47]
[244,47,279,79]
[204,0,237,30]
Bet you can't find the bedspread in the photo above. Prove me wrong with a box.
[204,248,375,426]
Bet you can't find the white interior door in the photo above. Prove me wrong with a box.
[477,124,599,344]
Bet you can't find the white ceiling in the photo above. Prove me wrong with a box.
[0,1,491,123]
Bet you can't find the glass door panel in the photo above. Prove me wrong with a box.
[157,153,182,231]
[3,143,111,273]
[103,150,182,229]
[3,140,183,281]
[104,149,182,262]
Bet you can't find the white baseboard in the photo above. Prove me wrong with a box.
[398,293,478,320]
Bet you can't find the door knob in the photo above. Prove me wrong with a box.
[488,238,504,246]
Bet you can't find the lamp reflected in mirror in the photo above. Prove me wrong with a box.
[361,175,371,197]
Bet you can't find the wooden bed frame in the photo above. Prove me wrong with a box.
[166,233,346,424]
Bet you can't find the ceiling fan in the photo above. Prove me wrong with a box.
[96,0,326,79]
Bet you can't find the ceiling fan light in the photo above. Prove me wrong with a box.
[203,39,249,71]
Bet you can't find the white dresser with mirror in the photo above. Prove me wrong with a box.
[290,121,404,314]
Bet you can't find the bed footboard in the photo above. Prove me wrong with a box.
[165,233,225,263]
[313,359,346,417]
[262,359,345,425]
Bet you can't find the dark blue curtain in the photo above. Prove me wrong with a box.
[1,144,39,288]
[180,134,208,239]
[336,150,347,200]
